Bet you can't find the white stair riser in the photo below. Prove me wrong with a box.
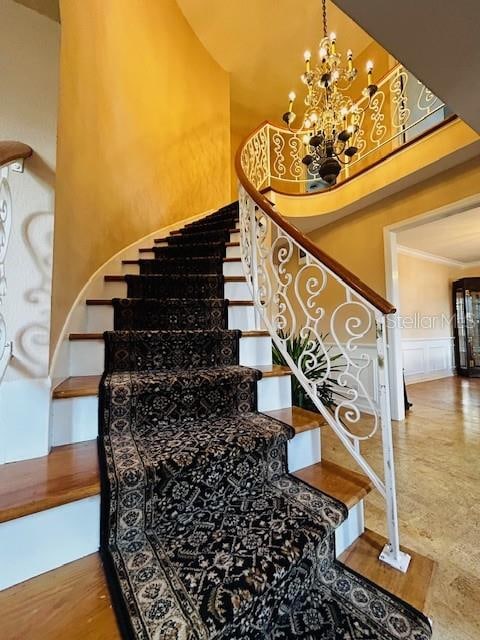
[0,496,100,590]
[224,281,250,300]
[335,502,365,557]
[86,303,259,333]
[239,336,272,367]
[69,335,271,376]
[51,396,100,447]
[257,375,292,411]
[103,279,249,300]
[287,428,322,473]
[222,262,243,277]
[87,306,114,332]
[138,251,155,258]
[121,263,140,275]
[228,306,260,331]
[226,244,241,259]
[52,373,291,446]
[103,281,127,297]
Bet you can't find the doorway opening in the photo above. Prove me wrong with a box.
[383,194,480,420]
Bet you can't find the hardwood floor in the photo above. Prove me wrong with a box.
[322,375,480,640]
[0,554,120,640]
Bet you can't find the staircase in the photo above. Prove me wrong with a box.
[0,203,365,588]
[0,201,434,638]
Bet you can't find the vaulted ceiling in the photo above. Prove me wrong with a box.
[176,0,373,130]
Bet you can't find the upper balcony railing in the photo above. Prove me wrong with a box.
[0,141,32,383]
[250,64,450,195]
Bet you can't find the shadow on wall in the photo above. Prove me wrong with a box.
[13,211,53,378]
[11,153,55,379]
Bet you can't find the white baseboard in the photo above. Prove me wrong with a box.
[406,369,456,385]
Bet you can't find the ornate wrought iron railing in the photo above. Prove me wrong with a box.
[263,64,449,192]
[236,122,413,571]
[0,141,32,383]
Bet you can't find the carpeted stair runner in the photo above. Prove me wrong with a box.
[139,256,224,275]
[98,202,432,639]
[113,298,228,331]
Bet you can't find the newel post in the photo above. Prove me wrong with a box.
[376,314,411,572]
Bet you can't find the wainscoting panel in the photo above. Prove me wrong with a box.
[402,338,455,384]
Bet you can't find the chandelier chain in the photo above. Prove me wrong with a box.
[322,0,327,39]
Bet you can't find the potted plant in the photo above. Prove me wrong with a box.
[272,330,343,412]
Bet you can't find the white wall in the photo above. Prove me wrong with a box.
[0,0,60,462]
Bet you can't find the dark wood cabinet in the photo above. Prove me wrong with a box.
[453,278,480,377]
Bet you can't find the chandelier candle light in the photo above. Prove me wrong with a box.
[282,0,378,185]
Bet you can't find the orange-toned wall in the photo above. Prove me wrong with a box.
[308,156,480,297]
[51,0,231,347]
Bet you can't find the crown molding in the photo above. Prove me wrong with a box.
[397,244,465,267]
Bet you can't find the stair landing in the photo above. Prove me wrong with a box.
[339,528,436,614]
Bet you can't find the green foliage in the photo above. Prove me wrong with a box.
[271,330,342,411]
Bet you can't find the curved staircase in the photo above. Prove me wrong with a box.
[0,202,434,638]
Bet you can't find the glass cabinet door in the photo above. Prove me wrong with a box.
[454,278,480,377]
[465,289,480,369]
[456,290,467,369]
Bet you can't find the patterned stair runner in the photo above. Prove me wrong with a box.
[98,201,432,639]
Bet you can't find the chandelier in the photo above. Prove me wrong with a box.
[282,0,378,185]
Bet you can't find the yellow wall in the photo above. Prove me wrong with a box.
[450,264,480,281]
[52,0,231,347]
[308,156,480,297]
[397,252,454,339]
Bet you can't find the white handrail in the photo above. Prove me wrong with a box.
[237,124,412,572]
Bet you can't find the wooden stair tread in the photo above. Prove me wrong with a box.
[255,364,290,378]
[104,274,245,282]
[69,330,267,341]
[339,528,436,614]
[53,375,101,399]
[85,298,252,306]
[293,459,373,509]
[53,363,281,400]
[0,553,120,639]
[263,406,325,435]
[0,442,100,524]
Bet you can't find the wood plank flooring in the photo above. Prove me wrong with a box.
[0,554,120,640]
[322,376,480,640]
